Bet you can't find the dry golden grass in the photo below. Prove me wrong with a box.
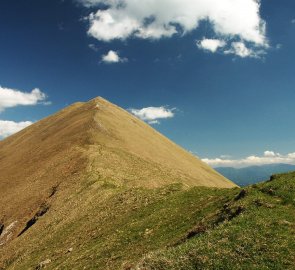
[87,97,235,188]
[0,97,235,259]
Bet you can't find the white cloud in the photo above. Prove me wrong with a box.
[130,106,175,124]
[224,41,263,58]
[148,120,160,125]
[197,39,265,58]
[0,86,47,112]
[264,150,277,157]
[88,43,99,51]
[81,0,268,57]
[0,120,33,138]
[197,39,226,53]
[202,151,295,168]
[101,50,127,63]
[78,0,109,7]
[291,19,295,24]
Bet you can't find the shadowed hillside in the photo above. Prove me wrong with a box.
[0,97,235,254]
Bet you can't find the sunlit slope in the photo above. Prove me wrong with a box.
[135,172,295,270]
[86,97,235,188]
[0,97,235,247]
[0,101,92,240]
[0,172,293,270]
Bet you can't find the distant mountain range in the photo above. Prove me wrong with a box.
[215,163,295,186]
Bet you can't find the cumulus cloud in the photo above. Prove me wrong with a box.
[101,50,127,63]
[197,39,266,58]
[224,41,264,58]
[0,86,47,112]
[197,39,226,53]
[264,150,277,157]
[202,151,295,168]
[81,0,268,57]
[130,106,175,124]
[0,120,33,138]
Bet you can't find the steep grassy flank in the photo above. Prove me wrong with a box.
[1,172,294,269]
[0,97,235,247]
[0,181,237,270]
[87,98,234,189]
[1,97,292,270]
[135,172,295,270]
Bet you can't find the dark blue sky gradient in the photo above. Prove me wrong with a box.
[0,0,294,159]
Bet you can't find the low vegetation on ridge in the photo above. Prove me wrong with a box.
[1,172,294,269]
[135,172,295,270]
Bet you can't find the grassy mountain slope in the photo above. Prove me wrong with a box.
[0,172,294,269]
[136,172,295,270]
[1,97,293,270]
[0,101,91,241]
[87,97,233,188]
[0,97,235,260]
[216,164,295,186]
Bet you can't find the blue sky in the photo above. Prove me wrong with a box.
[0,0,295,167]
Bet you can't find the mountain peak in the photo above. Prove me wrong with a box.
[1,97,236,189]
[0,97,236,245]
[88,96,109,104]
